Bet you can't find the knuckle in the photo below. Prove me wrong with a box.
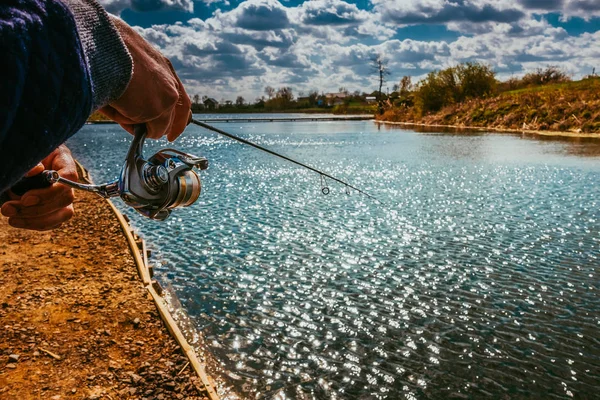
[167,87,180,105]
[64,207,75,220]
[64,189,75,204]
[182,93,191,108]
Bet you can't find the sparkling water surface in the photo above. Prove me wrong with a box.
[68,115,600,399]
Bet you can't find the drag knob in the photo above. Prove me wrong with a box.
[144,164,169,190]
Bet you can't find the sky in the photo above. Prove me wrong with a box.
[98,0,600,102]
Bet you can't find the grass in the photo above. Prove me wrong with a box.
[377,77,600,134]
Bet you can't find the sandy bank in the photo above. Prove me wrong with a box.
[0,190,214,399]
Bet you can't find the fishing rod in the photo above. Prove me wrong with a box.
[190,118,379,202]
[4,120,379,221]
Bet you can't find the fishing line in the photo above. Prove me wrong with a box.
[190,118,380,203]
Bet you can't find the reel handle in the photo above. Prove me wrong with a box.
[10,172,53,196]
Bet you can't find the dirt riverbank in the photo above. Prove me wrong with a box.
[375,120,600,139]
[0,191,211,399]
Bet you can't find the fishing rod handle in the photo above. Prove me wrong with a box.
[10,171,54,196]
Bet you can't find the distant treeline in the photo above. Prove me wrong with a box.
[190,87,377,115]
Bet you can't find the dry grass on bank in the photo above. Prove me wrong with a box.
[378,77,600,134]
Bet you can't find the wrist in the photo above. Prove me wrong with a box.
[60,0,133,109]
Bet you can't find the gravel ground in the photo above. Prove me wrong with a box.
[0,191,212,400]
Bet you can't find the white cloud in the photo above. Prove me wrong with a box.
[99,0,198,15]
[120,0,599,101]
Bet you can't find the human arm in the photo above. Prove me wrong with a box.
[0,0,191,195]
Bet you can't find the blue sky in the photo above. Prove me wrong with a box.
[99,0,600,102]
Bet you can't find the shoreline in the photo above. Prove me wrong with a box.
[0,174,221,399]
[374,119,600,139]
[88,115,600,140]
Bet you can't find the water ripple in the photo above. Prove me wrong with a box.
[68,117,600,399]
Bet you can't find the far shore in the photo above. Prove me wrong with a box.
[375,120,600,139]
[86,114,600,140]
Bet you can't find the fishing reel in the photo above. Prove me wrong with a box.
[10,125,208,221]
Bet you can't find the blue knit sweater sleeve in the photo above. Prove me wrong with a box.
[0,0,132,194]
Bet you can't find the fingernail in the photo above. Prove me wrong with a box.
[8,218,25,229]
[23,196,40,207]
[2,204,17,217]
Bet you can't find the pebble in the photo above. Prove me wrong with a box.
[130,373,143,384]
[8,354,19,363]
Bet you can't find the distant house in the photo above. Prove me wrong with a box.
[365,96,377,104]
[203,98,219,110]
[325,92,348,106]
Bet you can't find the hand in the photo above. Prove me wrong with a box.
[98,17,191,141]
[1,145,77,231]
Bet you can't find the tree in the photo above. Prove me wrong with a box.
[371,55,390,114]
[202,95,208,102]
[193,94,200,105]
[399,76,413,96]
[308,90,319,106]
[236,96,245,106]
[455,62,496,100]
[276,86,293,102]
[338,86,349,95]
[264,86,275,99]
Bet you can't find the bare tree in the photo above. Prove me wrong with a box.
[372,56,390,99]
[236,96,245,106]
[264,86,275,99]
[193,94,200,105]
[371,55,390,113]
[277,86,293,102]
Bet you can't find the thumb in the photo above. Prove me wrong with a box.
[26,163,45,177]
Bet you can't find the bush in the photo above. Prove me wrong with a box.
[415,70,456,113]
[521,66,571,86]
[456,62,496,100]
[414,62,496,114]
[498,66,571,93]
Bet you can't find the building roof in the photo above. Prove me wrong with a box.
[325,92,349,99]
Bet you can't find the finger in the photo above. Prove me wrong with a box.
[167,72,191,142]
[167,94,192,142]
[99,107,135,134]
[49,152,78,181]
[119,123,135,135]
[26,163,45,177]
[17,185,74,218]
[99,105,137,125]
[9,205,74,231]
[1,201,18,217]
[19,152,77,213]
[146,107,176,139]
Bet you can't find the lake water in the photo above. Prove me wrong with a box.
[68,115,600,399]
